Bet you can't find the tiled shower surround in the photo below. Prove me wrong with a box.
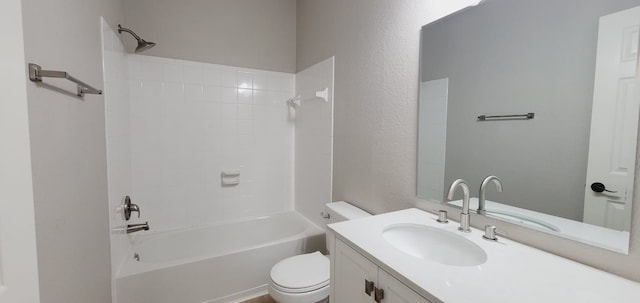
[127,55,296,231]
[104,22,335,301]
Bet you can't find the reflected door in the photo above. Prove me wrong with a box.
[583,5,640,231]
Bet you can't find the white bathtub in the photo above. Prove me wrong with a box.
[116,211,325,303]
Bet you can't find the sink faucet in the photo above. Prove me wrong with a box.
[126,222,149,234]
[478,176,503,216]
[447,179,471,232]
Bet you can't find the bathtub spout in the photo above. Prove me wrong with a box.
[127,222,149,234]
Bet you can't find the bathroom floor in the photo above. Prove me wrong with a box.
[239,294,276,303]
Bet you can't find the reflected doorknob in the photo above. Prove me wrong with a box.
[590,182,617,193]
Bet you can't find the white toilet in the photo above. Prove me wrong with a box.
[268,202,371,303]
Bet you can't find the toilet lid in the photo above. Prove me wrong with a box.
[270,251,329,292]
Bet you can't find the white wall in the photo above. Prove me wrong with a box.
[0,0,40,301]
[297,0,640,282]
[294,57,335,228]
[128,55,295,231]
[123,0,297,73]
[297,0,480,213]
[20,0,124,301]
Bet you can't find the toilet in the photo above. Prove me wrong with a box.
[268,201,371,303]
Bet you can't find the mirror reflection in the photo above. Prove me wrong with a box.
[417,0,640,254]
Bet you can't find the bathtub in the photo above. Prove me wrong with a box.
[116,211,325,303]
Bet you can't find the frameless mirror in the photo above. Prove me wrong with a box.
[417,0,640,254]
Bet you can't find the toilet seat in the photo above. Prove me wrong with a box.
[270,251,330,293]
[269,252,330,302]
[269,203,371,303]
[268,251,331,303]
[271,279,329,294]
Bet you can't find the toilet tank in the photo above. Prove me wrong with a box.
[324,201,371,225]
[324,201,371,253]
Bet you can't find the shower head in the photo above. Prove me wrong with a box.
[118,24,156,53]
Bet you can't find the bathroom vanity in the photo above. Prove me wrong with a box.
[331,238,430,303]
[327,209,640,303]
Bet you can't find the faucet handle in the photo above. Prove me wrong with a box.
[436,210,449,223]
[123,196,141,220]
[129,203,141,218]
[483,225,498,241]
[483,225,507,241]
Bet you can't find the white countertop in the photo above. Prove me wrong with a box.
[328,208,640,303]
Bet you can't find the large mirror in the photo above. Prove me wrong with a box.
[418,0,640,254]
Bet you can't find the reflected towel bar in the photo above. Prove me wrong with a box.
[28,63,103,97]
[477,113,534,121]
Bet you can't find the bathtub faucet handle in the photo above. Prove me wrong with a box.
[130,204,141,218]
[124,196,141,220]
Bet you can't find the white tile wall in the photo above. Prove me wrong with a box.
[128,55,295,231]
[105,42,324,286]
[294,57,335,228]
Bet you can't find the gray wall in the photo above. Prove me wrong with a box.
[297,0,640,282]
[297,0,472,214]
[123,0,297,73]
[20,0,124,302]
[421,0,640,221]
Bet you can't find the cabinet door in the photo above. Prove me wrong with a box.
[377,269,432,303]
[332,239,378,303]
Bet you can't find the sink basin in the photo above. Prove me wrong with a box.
[382,223,487,267]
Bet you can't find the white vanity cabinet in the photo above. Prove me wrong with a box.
[332,239,432,303]
[329,209,640,303]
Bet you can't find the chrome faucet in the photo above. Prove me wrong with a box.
[126,222,149,234]
[447,179,471,232]
[478,176,503,216]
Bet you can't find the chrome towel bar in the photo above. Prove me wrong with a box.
[477,112,534,121]
[28,63,103,97]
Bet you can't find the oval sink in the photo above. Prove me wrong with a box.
[382,224,487,267]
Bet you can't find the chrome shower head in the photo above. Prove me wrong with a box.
[118,24,156,53]
[134,40,156,53]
